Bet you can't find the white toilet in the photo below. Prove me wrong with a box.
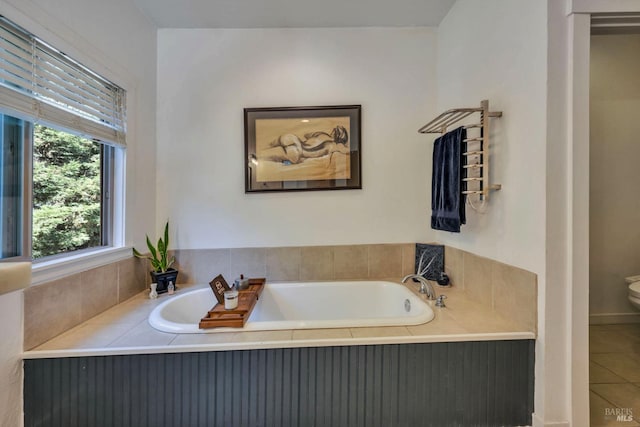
[626,275,640,310]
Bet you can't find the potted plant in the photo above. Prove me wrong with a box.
[133,221,178,294]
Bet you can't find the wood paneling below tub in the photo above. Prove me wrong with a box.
[24,340,534,427]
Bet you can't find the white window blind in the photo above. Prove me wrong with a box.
[0,17,126,146]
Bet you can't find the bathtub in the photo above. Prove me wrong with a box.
[149,280,434,333]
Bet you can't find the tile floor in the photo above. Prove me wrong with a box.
[590,323,640,426]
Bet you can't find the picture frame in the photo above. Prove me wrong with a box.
[244,105,362,193]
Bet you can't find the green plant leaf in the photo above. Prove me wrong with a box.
[157,237,165,254]
[157,237,168,272]
[136,222,173,273]
[163,222,169,252]
[146,235,158,261]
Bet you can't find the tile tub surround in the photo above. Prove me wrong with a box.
[23,256,147,350]
[444,245,538,332]
[171,244,536,332]
[172,243,417,284]
[23,243,537,352]
[27,280,536,358]
[27,243,414,353]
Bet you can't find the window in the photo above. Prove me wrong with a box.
[0,17,125,261]
[0,114,28,258]
[32,124,114,259]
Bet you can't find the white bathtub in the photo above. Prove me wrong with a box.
[149,281,434,333]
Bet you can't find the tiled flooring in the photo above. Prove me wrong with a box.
[590,323,640,426]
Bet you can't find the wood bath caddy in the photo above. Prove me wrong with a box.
[199,278,266,329]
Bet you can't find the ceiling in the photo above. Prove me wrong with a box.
[133,0,457,29]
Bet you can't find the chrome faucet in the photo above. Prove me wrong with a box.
[402,274,437,301]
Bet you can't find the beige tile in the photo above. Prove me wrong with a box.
[401,243,416,276]
[350,326,411,338]
[491,261,537,332]
[292,328,352,340]
[266,247,300,282]
[23,275,83,350]
[407,312,468,336]
[368,244,403,279]
[592,353,640,382]
[624,348,640,364]
[438,292,521,333]
[595,325,640,358]
[605,324,640,340]
[230,330,293,343]
[80,264,119,322]
[591,383,640,417]
[444,246,463,288]
[590,391,639,427]
[300,246,334,280]
[130,251,154,288]
[462,252,493,308]
[230,248,266,279]
[35,322,131,350]
[334,245,368,280]
[117,256,147,303]
[591,361,627,384]
[447,305,518,333]
[173,249,231,284]
[591,330,640,354]
[85,292,158,326]
[109,320,176,347]
[170,333,236,346]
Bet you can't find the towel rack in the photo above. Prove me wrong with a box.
[418,100,502,202]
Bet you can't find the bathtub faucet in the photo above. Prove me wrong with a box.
[401,274,437,301]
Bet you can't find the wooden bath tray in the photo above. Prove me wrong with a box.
[199,278,265,329]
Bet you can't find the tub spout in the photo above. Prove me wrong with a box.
[402,274,437,300]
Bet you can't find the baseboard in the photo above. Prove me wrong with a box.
[531,413,570,427]
[589,312,640,324]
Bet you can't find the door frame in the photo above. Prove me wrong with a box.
[566,1,640,426]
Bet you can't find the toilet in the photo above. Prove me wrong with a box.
[626,275,640,310]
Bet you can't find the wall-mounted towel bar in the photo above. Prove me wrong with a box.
[418,100,502,202]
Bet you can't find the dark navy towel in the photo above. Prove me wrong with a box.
[431,126,466,232]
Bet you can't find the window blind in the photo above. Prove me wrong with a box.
[0,17,126,146]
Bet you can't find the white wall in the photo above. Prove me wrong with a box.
[157,27,437,249]
[589,33,640,319]
[435,0,547,275]
[0,0,157,424]
[436,0,555,425]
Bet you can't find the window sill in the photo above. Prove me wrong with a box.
[32,246,132,286]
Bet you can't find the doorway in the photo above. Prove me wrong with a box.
[588,28,640,427]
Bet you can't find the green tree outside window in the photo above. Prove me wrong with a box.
[32,125,102,258]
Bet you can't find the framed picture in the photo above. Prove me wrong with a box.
[244,105,361,193]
